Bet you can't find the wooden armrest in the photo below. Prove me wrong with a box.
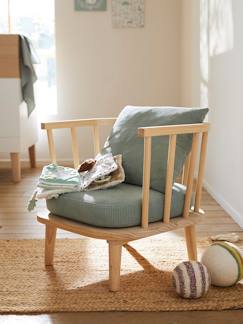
[41,117,116,130]
[138,123,209,137]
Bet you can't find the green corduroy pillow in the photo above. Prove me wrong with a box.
[103,106,209,193]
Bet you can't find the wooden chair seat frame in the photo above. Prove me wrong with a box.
[38,117,209,291]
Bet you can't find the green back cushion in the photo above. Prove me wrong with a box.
[103,106,208,193]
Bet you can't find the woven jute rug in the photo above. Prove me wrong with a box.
[1,236,243,313]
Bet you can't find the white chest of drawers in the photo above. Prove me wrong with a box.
[0,35,38,182]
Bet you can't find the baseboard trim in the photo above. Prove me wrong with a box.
[204,180,243,229]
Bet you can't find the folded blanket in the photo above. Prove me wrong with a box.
[38,164,81,189]
[87,155,125,191]
[28,153,124,211]
[79,153,118,190]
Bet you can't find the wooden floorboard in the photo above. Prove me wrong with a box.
[0,166,243,323]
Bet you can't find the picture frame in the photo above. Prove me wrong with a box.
[112,0,145,28]
[75,0,107,11]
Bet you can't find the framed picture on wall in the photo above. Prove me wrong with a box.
[75,0,107,11]
[112,0,144,28]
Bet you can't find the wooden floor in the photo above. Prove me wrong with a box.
[0,166,243,323]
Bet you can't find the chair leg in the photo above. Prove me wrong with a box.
[108,241,122,292]
[45,224,57,266]
[184,224,198,261]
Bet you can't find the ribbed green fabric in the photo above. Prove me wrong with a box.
[102,106,208,193]
[46,183,186,228]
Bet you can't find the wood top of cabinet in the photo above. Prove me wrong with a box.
[0,35,20,78]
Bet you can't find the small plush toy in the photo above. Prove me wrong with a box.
[201,241,243,287]
[172,261,211,298]
[78,158,96,173]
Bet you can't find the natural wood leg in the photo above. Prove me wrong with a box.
[10,152,21,183]
[28,145,36,168]
[45,224,57,266]
[108,241,122,292]
[184,225,198,261]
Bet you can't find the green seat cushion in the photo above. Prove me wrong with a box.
[103,106,208,193]
[46,183,186,228]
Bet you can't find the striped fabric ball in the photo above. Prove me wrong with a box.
[172,261,211,298]
[201,242,243,287]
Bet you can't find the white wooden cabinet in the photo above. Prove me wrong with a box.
[0,35,38,182]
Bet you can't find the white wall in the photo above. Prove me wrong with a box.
[181,0,243,226]
[204,0,243,226]
[36,0,182,160]
[180,0,200,107]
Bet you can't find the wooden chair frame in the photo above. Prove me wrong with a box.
[38,117,209,292]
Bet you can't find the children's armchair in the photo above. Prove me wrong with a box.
[37,106,209,292]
